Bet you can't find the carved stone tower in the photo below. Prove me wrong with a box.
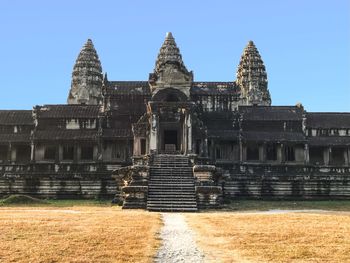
[67,39,103,105]
[236,41,271,106]
[149,32,193,98]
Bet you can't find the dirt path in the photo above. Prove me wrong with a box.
[155,213,205,263]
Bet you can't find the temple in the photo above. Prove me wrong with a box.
[1,33,350,211]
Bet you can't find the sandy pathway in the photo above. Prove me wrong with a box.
[155,213,205,263]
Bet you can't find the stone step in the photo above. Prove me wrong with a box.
[150,168,193,172]
[147,202,197,207]
[147,207,198,212]
[149,183,194,186]
[148,192,196,196]
[148,192,196,200]
[149,188,195,192]
[147,154,197,211]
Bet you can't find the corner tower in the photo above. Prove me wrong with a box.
[236,41,271,106]
[149,32,193,98]
[67,39,103,105]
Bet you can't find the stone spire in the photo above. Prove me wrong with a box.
[149,32,193,87]
[236,40,271,106]
[67,39,103,105]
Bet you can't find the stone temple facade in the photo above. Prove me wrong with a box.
[1,33,350,211]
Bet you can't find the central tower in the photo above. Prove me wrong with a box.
[136,32,195,155]
[149,32,193,97]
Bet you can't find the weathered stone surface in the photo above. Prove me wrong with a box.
[236,40,271,106]
[67,39,103,105]
[0,33,350,206]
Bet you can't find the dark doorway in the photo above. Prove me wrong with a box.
[16,145,31,163]
[164,130,178,152]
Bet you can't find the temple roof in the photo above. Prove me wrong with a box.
[236,41,270,105]
[68,39,103,105]
[191,82,239,95]
[306,113,350,128]
[34,130,98,141]
[103,81,240,96]
[154,32,189,75]
[0,133,31,143]
[35,105,100,118]
[202,112,239,136]
[105,81,151,96]
[308,136,350,146]
[0,110,33,125]
[102,129,133,138]
[239,106,303,121]
[242,131,306,142]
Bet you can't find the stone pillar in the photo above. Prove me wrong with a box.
[183,114,188,154]
[93,145,99,161]
[304,144,309,164]
[344,147,349,166]
[259,144,266,162]
[30,142,35,162]
[149,113,158,153]
[242,144,247,162]
[58,145,63,162]
[7,143,12,163]
[10,145,16,163]
[210,139,215,160]
[239,140,243,162]
[277,143,283,163]
[55,144,60,163]
[76,145,81,162]
[187,113,192,153]
[204,138,209,157]
[133,138,140,156]
[324,147,331,166]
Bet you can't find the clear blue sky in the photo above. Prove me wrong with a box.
[0,0,349,111]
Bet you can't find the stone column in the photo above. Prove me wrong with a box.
[10,145,16,163]
[149,113,158,153]
[324,147,331,166]
[304,144,309,164]
[93,145,99,161]
[58,145,63,162]
[133,139,140,156]
[239,140,243,162]
[183,113,188,154]
[277,143,283,163]
[76,145,81,162]
[203,138,209,157]
[187,113,192,153]
[259,144,266,162]
[30,142,35,162]
[55,144,60,163]
[344,147,349,166]
[242,144,247,162]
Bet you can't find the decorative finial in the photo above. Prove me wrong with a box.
[166,32,174,39]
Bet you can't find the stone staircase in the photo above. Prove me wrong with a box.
[147,155,198,212]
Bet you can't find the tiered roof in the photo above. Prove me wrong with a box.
[67,39,103,105]
[236,41,270,105]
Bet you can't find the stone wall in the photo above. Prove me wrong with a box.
[0,163,117,199]
[220,164,350,199]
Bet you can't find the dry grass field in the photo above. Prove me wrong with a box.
[187,212,350,263]
[0,206,161,263]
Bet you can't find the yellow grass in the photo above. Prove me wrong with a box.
[0,206,161,263]
[187,212,350,263]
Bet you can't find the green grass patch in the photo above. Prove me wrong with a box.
[0,195,115,207]
[224,199,350,211]
[0,195,49,205]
